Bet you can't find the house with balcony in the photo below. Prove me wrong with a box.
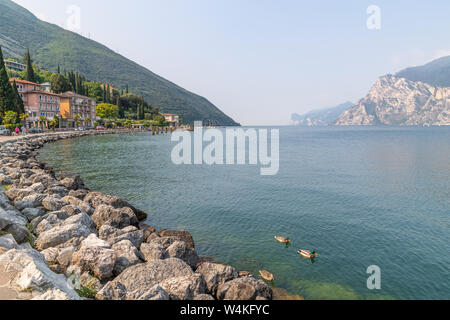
[60,92,97,128]
[4,59,27,72]
[162,113,180,127]
[9,78,61,127]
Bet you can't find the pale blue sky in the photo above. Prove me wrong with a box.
[12,0,450,125]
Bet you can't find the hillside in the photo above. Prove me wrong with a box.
[0,0,239,125]
[291,102,353,126]
[335,75,450,126]
[396,55,450,87]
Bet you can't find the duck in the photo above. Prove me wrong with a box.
[259,270,274,282]
[298,249,318,259]
[274,236,291,244]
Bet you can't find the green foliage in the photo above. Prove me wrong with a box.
[0,0,238,125]
[11,80,24,114]
[96,103,119,120]
[0,46,17,116]
[23,49,36,82]
[153,115,166,126]
[50,73,72,93]
[75,286,97,299]
[2,110,17,129]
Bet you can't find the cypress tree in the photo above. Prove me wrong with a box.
[57,64,61,74]
[12,80,25,115]
[23,49,36,83]
[0,46,16,115]
[125,84,128,94]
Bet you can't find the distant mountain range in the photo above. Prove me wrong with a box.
[396,55,450,87]
[0,0,238,125]
[293,55,450,127]
[335,75,450,126]
[291,102,353,126]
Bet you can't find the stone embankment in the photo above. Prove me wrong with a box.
[0,131,272,300]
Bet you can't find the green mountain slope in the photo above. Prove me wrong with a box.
[396,55,450,87]
[0,0,239,125]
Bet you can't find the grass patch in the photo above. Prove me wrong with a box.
[26,222,35,248]
[1,185,11,191]
[75,286,97,299]
[0,231,11,237]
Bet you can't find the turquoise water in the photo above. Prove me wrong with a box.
[39,127,450,300]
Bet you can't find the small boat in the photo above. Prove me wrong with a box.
[298,249,317,259]
[259,270,274,282]
[274,236,291,244]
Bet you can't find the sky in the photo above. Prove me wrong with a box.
[11,0,450,125]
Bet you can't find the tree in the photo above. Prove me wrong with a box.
[49,117,59,129]
[50,74,72,94]
[19,113,29,127]
[23,49,36,83]
[11,80,25,114]
[74,114,82,128]
[96,103,119,120]
[2,111,18,130]
[153,115,166,126]
[0,46,16,115]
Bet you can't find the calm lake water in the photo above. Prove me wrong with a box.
[39,127,450,300]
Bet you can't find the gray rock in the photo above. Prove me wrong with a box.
[135,285,170,300]
[22,207,46,221]
[81,234,111,249]
[194,294,215,300]
[91,205,136,229]
[99,225,144,249]
[42,196,67,212]
[0,234,18,253]
[68,189,89,200]
[14,201,34,211]
[35,223,91,250]
[61,196,93,215]
[159,273,207,300]
[71,245,116,280]
[165,241,199,268]
[140,242,165,262]
[96,258,193,300]
[112,240,142,275]
[196,262,238,296]
[216,276,273,300]
[41,247,61,265]
[57,246,75,267]
[159,230,195,249]
[21,193,46,207]
[0,249,80,300]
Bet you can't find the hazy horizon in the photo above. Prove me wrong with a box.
[12,0,450,125]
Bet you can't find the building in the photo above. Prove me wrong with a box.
[4,60,27,72]
[9,78,61,127]
[162,113,180,127]
[60,92,97,128]
[40,82,51,92]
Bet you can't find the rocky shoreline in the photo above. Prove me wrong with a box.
[0,131,272,300]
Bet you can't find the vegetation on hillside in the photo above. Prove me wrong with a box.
[0,0,239,125]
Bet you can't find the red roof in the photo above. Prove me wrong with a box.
[9,78,40,86]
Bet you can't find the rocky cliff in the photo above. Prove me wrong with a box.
[335,75,450,126]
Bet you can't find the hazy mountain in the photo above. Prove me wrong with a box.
[396,55,450,87]
[0,0,238,125]
[291,102,354,126]
[335,75,450,126]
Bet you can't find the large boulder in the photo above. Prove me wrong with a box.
[91,205,136,229]
[84,192,144,221]
[35,223,91,250]
[60,176,84,190]
[96,258,192,300]
[0,207,30,244]
[68,189,89,200]
[195,262,238,296]
[0,234,18,254]
[99,225,144,249]
[42,196,67,212]
[216,276,273,300]
[71,245,116,281]
[165,241,199,268]
[140,242,165,262]
[0,249,80,300]
[159,273,207,300]
[159,230,195,249]
[112,240,142,275]
[61,196,93,215]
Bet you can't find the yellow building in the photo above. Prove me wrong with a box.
[60,92,97,128]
